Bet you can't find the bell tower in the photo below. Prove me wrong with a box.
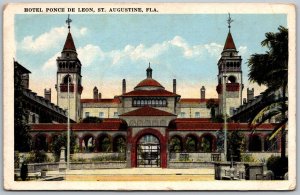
[216,14,243,116]
[56,15,83,122]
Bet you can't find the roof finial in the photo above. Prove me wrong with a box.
[227,13,233,32]
[149,62,151,68]
[66,14,72,32]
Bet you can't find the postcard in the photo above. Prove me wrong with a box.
[3,3,296,190]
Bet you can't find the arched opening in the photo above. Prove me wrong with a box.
[249,134,262,152]
[34,134,48,151]
[185,135,198,152]
[137,134,160,167]
[201,134,214,152]
[113,135,126,152]
[82,134,95,152]
[169,135,183,153]
[96,134,111,152]
[63,74,72,84]
[264,135,278,152]
[228,75,237,83]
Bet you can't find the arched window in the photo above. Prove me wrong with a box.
[63,75,72,84]
[169,136,183,152]
[97,135,111,152]
[185,135,198,152]
[228,75,236,83]
[201,134,214,152]
[113,136,126,152]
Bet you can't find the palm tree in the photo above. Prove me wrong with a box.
[206,98,218,120]
[248,26,288,159]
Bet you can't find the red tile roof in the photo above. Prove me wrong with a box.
[120,106,176,116]
[81,98,120,104]
[223,32,236,50]
[30,119,127,131]
[122,89,179,97]
[135,78,164,88]
[168,120,276,131]
[180,98,219,104]
[63,32,76,51]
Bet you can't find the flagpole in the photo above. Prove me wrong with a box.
[67,73,70,170]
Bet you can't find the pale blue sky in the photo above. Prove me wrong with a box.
[15,14,287,102]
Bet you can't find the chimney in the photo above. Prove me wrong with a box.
[243,98,247,104]
[122,79,126,94]
[98,92,102,99]
[93,87,98,99]
[247,88,254,101]
[44,88,51,102]
[173,79,176,93]
[201,86,206,100]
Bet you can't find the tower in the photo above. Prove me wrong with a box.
[216,14,243,116]
[56,15,83,122]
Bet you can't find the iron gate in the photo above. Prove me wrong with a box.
[137,143,161,167]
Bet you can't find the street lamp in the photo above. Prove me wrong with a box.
[223,75,227,161]
[67,73,70,170]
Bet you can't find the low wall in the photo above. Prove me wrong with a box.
[169,153,225,162]
[242,152,280,161]
[72,152,125,159]
[168,161,214,169]
[25,161,127,172]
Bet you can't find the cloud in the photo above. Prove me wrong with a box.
[19,26,88,53]
[77,44,104,66]
[42,35,247,72]
[42,52,60,71]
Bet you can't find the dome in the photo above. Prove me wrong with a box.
[134,78,164,90]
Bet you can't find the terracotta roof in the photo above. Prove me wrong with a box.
[120,106,176,116]
[180,98,219,104]
[63,32,76,51]
[30,119,127,131]
[173,118,211,123]
[81,98,120,104]
[135,78,164,89]
[122,89,179,97]
[223,32,236,50]
[168,120,276,131]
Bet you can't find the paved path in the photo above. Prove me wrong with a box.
[47,168,215,181]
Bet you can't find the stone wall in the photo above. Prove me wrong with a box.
[25,161,127,172]
[168,161,214,168]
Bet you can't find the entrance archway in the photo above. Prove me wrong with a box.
[131,128,167,168]
[137,135,160,167]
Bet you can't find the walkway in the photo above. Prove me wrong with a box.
[47,168,214,181]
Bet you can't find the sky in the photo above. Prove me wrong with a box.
[15,14,287,103]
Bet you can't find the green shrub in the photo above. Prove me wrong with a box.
[266,155,288,179]
[20,162,28,181]
[25,150,50,163]
[241,154,258,162]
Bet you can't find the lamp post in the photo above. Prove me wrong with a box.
[223,75,227,161]
[67,74,70,170]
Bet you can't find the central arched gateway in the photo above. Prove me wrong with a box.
[137,134,160,167]
[131,128,167,168]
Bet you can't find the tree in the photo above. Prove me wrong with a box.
[206,99,218,119]
[82,116,103,123]
[216,129,225,153]
[248,26,288,159]
[14,62,31,152]
[227,131,244,162]
[51,131,76,161]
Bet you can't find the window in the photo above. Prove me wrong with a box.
[113,112,118,118]
[195,112,200,118]
[180,112,186,118]
[85,112,90,118]
[132,98,168,107]
[99,112,104,118]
